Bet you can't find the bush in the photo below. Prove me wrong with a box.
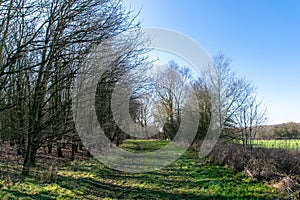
[208,142,300,199]
[207,141,300,195]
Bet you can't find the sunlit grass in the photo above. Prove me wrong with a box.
[252,139,300,150]
[120,139,170,152]
[0,140,286,199]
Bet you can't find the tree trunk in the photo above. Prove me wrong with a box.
[17,136,26,157]
[74,144,78,153]
[22,144,37,175]
[48,142,52,154]
[87,145,92,157]
[71,143,76,161]
[22,124,38,175]
[57,143,63,158]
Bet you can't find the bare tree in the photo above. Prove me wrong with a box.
[233,96,267,148]
[91,28,150,147]
[0,0,147,175]
[203,53,253,139]
[191,77,212,148]
[152,61,192,140]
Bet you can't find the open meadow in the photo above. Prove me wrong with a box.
[252,139,300,150]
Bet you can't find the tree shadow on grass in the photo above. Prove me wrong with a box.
[0,151,283,200]
[56,175,207,199]
[1,189,54,200]
[54,174,277,200]
[0,165,281,200]
[52,156,282,200]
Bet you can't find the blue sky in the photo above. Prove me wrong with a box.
[125,0,300,125]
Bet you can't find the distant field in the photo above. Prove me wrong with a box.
[252,139,300,150]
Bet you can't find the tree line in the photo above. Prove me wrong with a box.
[0,0,148,174]
[256,122,300,140]
[128,55,267,149]
[0,0,267,175]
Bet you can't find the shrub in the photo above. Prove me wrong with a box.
[207,141,300,196]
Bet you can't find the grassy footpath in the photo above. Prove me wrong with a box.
[0,140,285,199]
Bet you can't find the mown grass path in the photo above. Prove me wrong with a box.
[0,140,285,199]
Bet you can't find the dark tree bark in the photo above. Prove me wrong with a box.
[48,142,53,154]
[57,143,63,158]
[22,143,38,175]
[71,143,76,161]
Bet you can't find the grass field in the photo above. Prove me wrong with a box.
[252,139,300,150]
[0,140,286,199]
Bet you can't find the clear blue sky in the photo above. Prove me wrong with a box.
[125,0,300,125]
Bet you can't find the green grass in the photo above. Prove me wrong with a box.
[0,140,286,199]
[120,139,170,152]
[252,139,300,150]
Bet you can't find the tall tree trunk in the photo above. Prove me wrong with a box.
[22,119,39,175]
[22,142,37,175]
[48,142,52,154]
[57,142,63,158]
[71,143,76,161]
[74,144,78,153]
[87,145,92,157]
[17,136,26,157]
